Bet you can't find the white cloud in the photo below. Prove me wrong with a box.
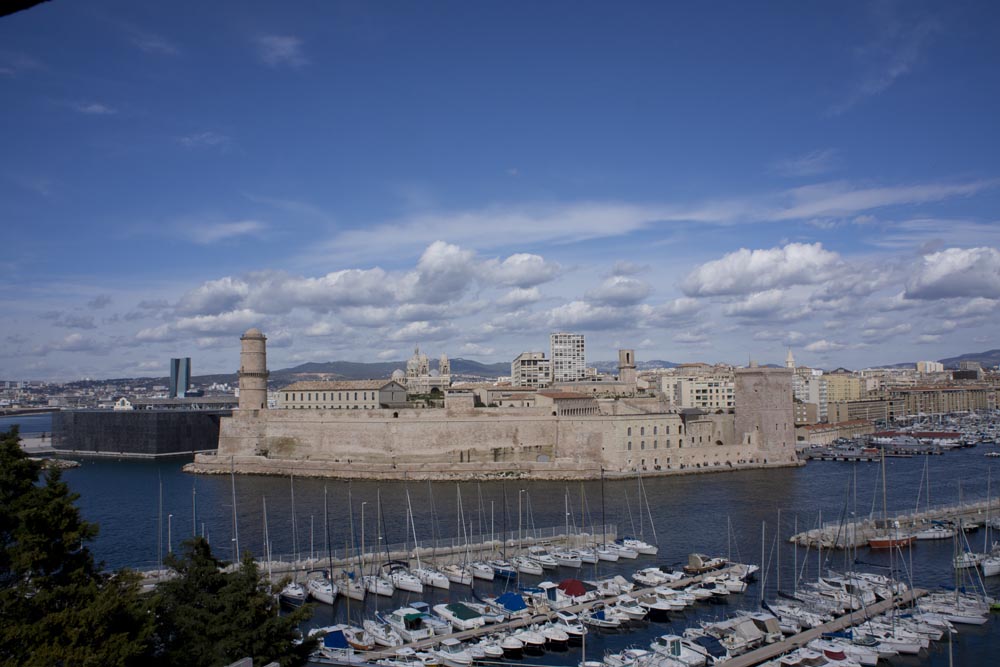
[460,343,495,356]
[388,321,453,342]
[683,243,842,297]
[946,298,998,318]
[35,333,109,356]
[771,149,839,177]
[673,331,709,345]
[256,35,308,68]
[74,102,117,115]
[805,339,846,353]
[177,277,250,315]
[905,247,1000,300]
[586,275,652,306]
[497,287,542,308]
[547,301,623,330]
[483,253,560,288]
[179,131,231,149]
[915,334,942,344]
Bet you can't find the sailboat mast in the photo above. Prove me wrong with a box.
[230,456,239,561]
[776,509,781,593]
[405,486,422,569]
[290,473,298,562]
[760,520,766,606]
[324,485,332,574]
[263,496,271,581]
[601,467,607,547]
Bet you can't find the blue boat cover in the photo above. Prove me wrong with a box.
[691,635,726,658]
[323,630,349,650]
[496,592,528,612]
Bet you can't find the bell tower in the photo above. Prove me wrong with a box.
[238,328,269,411]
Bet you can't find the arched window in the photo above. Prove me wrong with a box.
[641,440,645,450]
[627,427,632,436]
[627,441,632,450]
[640,427,645,436]
[653,426,658,435]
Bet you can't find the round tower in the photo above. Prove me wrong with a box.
[238,328,269,411]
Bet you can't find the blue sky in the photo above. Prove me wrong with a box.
[3,0,1000,380]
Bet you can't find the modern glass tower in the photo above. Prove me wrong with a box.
[169,357,191,398]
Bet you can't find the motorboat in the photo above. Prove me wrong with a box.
[607,542,639,559]
[498,633,524,657]
[511,627,546,653]
[379,607,435,642]
[604,648,652,667]
[612,594,649,620]
[409,601,452,635]
[576,547,599,564]
[953,550,984,570]
[596,545,621,561]
[429,638,473,667]
[914,524,955,540]
[553,609,587,641]
[527,546,559,569]
[538,622,569,645]
[432,602,486,631]
[650,634,709,666]
[553,549,583,568]
[463,601,505,624]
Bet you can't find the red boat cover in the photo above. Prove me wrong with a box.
[558,579,586,597]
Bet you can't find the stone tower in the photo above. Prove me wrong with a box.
[439,353,450,377]
[785,347,795,369]
[238,328,269,411]
[618,349,637,386]
[734,366,796,462]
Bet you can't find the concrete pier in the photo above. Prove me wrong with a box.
[722,588,926,667]
[790,497,995,549]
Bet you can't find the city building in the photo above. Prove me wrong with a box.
[397,346,451,394]
[792,368,828,422]
[169,357,191,399]
[511,352,551,388]
[550,332,586,383]
[916,360,945,374]
[278,380,407,410]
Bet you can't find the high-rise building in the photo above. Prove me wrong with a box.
[511,352,551,388]
[169,357,191,399]
[550,332,586,383]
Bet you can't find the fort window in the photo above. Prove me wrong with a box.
[640,440,645,450]
[354,392,358,400]
[640,427,645,436]
[627,441,632,450]
[393,412,399,418]
[653,426,658,435]
[653,439,658,449]
[627,427,632,436]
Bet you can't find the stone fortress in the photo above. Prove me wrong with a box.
[187,329,801,480]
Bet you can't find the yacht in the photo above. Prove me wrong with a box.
[430,638,473,667]
[432,602,486,631]
[306,575,338,605]
[379,607,435,642]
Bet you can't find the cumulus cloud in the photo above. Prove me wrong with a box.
[804,339,850,352]
[177,276,250,315]
[905,247,1000,300]
[460,342,495,356]
[256,35,308,68]
[35,333,109,356]
[548,301,623,330]
[915,334,942,344]
[673,331,709,345]
[388,321,453,342]
[497,287,542,308]
[682,243,842,296]
[483,253,560,287]
[586,275,652,306]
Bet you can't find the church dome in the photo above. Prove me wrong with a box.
[391,369,405,380]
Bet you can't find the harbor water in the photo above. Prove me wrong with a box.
[3,414,999,664]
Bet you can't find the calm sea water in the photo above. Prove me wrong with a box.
[3,413,998,663]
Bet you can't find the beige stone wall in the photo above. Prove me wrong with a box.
[206,402,800,480]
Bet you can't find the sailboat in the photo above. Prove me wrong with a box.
[867,449,914,549]
[280,475,310,608]
[365,488,396,596]
[407,485,449,589]
[439,485,473,586]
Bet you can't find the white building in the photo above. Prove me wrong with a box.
[511,352,551,388]
[550,332,586,383]
[660,372,735,410]
[916,360,944,374]
[792,369,828,422]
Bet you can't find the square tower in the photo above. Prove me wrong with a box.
[550,332,585,383]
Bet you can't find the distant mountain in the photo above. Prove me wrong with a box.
[187,357,512,387]
[590,359,679,374]
[937,349,1000,369]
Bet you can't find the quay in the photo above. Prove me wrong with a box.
[359,563,747,662]
[790,497,995,548]
[139,525,619,586]
[722,588,926,667]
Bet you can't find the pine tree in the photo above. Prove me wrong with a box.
[0,428,152,667]
[150,538,316,667]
